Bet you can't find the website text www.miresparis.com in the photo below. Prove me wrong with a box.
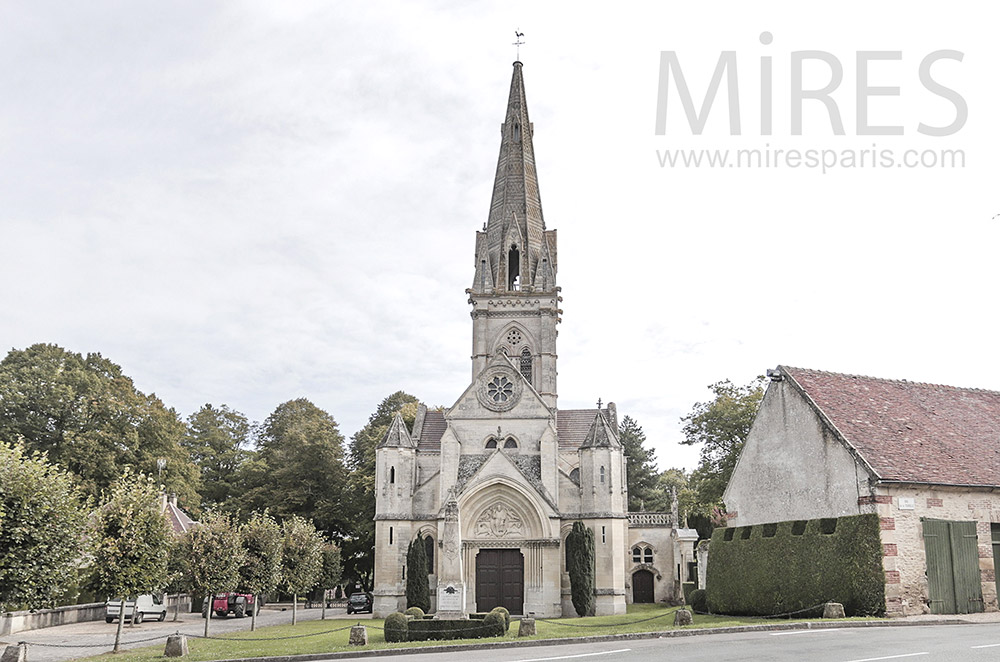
[655,144,966,174]
[653,33,969,175]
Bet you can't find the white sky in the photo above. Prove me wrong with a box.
[1,1,997,471]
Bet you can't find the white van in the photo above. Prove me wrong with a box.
[104,594,167,624]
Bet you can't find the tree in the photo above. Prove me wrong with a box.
[182,511,244,638]
[280,516,324,625]
[0,443,91,613]
[92,471,172,652]
[680,378,765,521]
[242,399,347,538]
[405,533,430,612]
[237,511,283,631]
[618,416,668,512]
[565,521,595,617]
[183,404,251,511]
[0,344,200,503]
[342,391,419,586]
[317,542,343,620]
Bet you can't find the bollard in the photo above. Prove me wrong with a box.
[164,634,189,657]
[349,625,368,646]
[517,617,536,636]
[673,609,693,626]
[823,602,845,619]
[1,643,27,662]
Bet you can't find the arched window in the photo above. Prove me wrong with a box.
[424,536,435,574]
[508,244,520,290]
[504,437,517,449]
[644,547,653,564]
[389,466,395,484]
[632,547,642,563]
[485,437,498,449]
[520,347,532,383]
[600,466,605,483]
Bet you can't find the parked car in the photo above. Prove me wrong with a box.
[105,594,167,624]
[346,592,373,614]
[202,592,259,618]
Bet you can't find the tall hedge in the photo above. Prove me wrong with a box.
[706,513,885,617]
[406,533,430,612]
[565,521,595,617]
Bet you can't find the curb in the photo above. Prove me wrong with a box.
[210,617,977,662]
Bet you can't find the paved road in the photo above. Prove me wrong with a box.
[4,605,370,662]
[351,624,1000,662]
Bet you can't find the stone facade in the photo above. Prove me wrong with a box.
[371,62,695,618]
[725,365,1000,616]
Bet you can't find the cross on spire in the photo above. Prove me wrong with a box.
[513,30,525,60]
[596,398,602,410]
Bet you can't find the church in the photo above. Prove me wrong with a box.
[372,61,697,618]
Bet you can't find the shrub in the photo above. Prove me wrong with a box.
[706,513,885,617]
[682,582,696,605]
[489,606,510,631]
[405,534,431,613]
[404,606,425,620]
[384,612,409,642]
[689,589,708,614]
[482,611,506,637]
[408,618,498,641]
[566,521,595,616]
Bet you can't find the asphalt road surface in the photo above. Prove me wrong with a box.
[4,605,369,662]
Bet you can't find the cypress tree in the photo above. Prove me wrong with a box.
[406,533,431,612]
[566,521,595,617]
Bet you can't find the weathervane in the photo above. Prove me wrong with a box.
[513,30,525,60]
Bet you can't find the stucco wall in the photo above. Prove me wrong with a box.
[725,379,871,527]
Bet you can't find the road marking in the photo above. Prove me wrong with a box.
[842,654,928,662]
[770,629,841,636]
[971,643,1000,649]
[515,649,631,662]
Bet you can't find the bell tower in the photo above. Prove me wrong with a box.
[468,61,561,408]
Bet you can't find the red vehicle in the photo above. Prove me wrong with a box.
[202,593,258,618]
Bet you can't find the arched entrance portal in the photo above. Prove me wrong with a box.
[476,549,524,614]
[632,569,654,603]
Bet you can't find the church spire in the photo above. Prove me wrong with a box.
[471,62,557,295]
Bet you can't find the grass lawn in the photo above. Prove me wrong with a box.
[77,604,877,662]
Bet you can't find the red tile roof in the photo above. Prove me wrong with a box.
[783,366,1000,487]
[416,411,446,451]
[162,500,197,535]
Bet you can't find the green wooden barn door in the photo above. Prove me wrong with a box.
[923,519,984,614]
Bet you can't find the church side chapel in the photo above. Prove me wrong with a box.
[372,61,697,618]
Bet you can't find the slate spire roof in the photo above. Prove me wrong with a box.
[376,412,415,449]
[780,366,1000,488]
[580,409,621,449]
[471,61,557,295]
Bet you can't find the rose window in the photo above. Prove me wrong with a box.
[487,376,513,403]
[506,329,522,346]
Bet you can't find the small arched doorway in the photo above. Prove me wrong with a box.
[632,569,654,604]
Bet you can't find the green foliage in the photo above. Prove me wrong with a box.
[405,533,431,612]
[482,610,506,637]
[280,516,324,596]
[0,344,199,503]
[566,521,595,617]
[489,605,510,631]
[0,443,91,612]
[706,514,885,617]
[404,606,424,619]
[181,511,244,598]
[342,392,419,585]
[237,511,284,596]
[407,617,500,641]
[689,589,708,613]
[242,399,347,539]
[183,404,251,511]
[383,611,409,642]
[92,471,173,599]
[318,543,343,590]
[680,378,765,521]
[618,416,667,512]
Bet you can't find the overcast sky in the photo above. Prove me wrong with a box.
[1,1,996,471]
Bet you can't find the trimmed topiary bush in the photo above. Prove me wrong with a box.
[406,533,431,613]
[407,618,498,641]
[384,612,409,642]
[707,513,885,617]
[404,606,424,620]
[482,611,506,637]
[689,589,708,614]
[489,606,510,631]
[566,521,595,616]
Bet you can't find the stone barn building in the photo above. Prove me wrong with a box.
[725,365,1000,616]
[371,61,696,618]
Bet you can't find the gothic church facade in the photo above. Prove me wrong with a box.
[373,62,696,618]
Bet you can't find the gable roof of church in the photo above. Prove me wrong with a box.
[557,408,612,449]
[415,410,446,451]
[781,365,1000,487]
